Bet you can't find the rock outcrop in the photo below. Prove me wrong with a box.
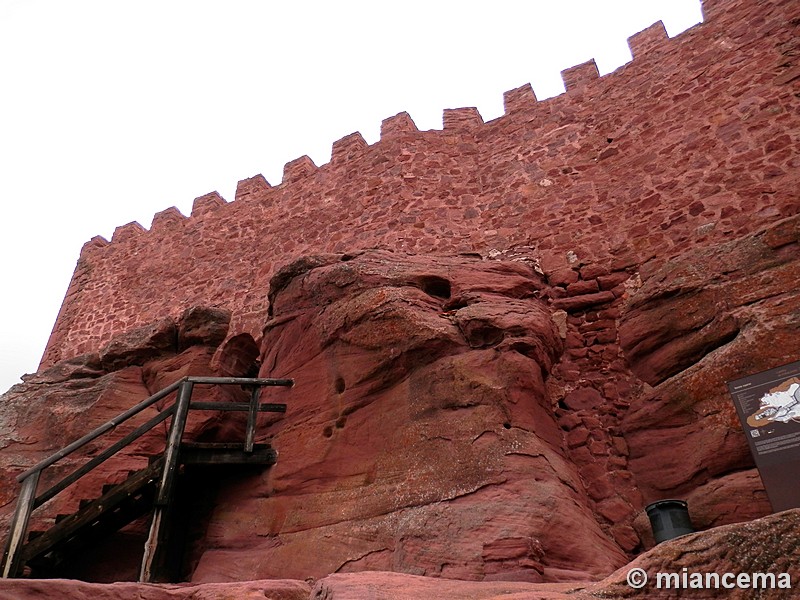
[4,0,796,588]
[1,214,797,586]
[585,508,800,599]
[1,508,797,599]
[619,213,799,532]
[194,251,627,583]
[0,578,312,600]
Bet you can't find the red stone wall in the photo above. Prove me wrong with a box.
[41,0,800,368]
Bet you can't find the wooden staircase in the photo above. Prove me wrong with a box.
[1,376,293,582]
[23,458,165,576]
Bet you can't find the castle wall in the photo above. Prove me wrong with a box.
[41,0,799,368]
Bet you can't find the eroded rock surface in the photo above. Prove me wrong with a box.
[0,578,312,600]
[194,251,627,583]
[619,213,799,514]
[1,216,797,586]
[0,509,797,599]
[586,508,800,600]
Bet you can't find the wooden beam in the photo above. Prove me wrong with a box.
[1,472,39,578]
[156,381,192,506]
[141,381,193,583]
[189,402,286,413]
[186,376,293,387]
[180,444,276,466]
[244,387,260,453]
[139,509,167,583]
[17,379,183,482]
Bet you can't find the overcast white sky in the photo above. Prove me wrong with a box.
[0,0,703,394]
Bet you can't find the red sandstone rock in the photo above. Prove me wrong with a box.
[97,318,177,371]
[1,509,796,598]
[562,387,603,411]
[309,572,579,600]
[0,308,252,582]
[210,333,261,377]
[565,280,599,296]
[551,291,616,313]
[584,508,800,600]
[177,306,231,351]
[0,578,311,600]
[191,251,626,583]
[3,0,799,587]
[620,215,799,511]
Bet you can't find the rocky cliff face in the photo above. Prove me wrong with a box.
[1,214,797,586]
[620,214,799,540]
[1,509,798,598]
[194,251,624,583]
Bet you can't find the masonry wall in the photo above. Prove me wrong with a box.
[41,0,800,368]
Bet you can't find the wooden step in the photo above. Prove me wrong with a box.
[20,457,165,565]
[179,442,277,466]
[180,442,273,450]
[28,490,157,573]
[17,443,277,574]
[26,494,157,572]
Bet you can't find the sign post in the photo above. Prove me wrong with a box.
[727,360,800,512]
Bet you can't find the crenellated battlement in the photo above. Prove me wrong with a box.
[77,13,697,251]
[380,111,419,139]
[110,221,146,243]
[235,174,271,202]
[44,0,800,368]
[151,206,188,230]
[191,192,227,218]
[282,155,318,184]
[627,21,669,58]
[76,13,696,252]
[502,84,537,115]
[442,107,483,131]
[331,132,369,163]
[561,60,600,92]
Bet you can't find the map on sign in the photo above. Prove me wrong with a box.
[746,378,800,428]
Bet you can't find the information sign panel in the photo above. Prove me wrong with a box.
[727,360,800,512]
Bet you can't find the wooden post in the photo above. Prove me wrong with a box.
[1,471,40,578]
[244,386,260,453]
[155,380,193,506]
[140,380,193,583]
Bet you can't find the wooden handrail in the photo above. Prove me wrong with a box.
[1,472,39,578]
[185,376,294,386]
[33,406,177,509]
[15,377,293,482]
[16,379,185,482]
